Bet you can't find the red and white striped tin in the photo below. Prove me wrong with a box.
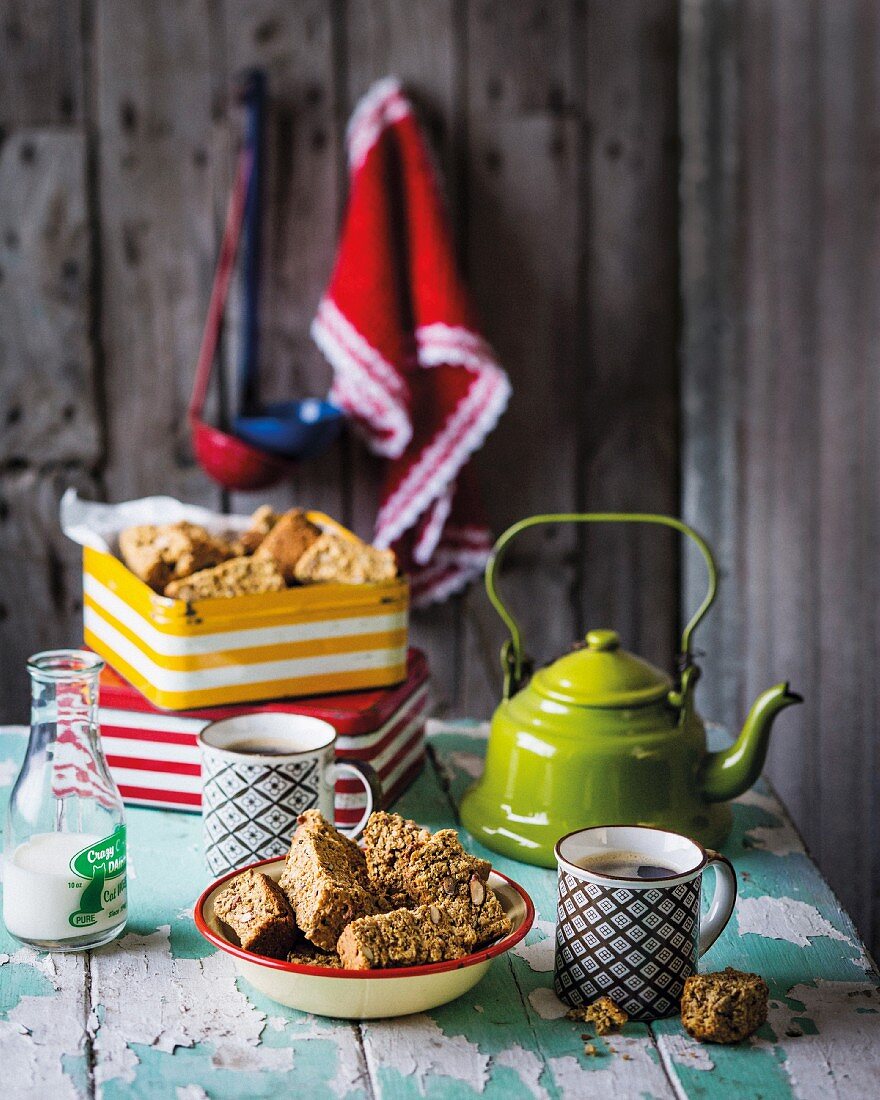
[97,649,429,829]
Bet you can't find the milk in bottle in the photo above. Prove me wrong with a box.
[2,651,127,951]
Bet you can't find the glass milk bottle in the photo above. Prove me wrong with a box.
[3,650,127,951]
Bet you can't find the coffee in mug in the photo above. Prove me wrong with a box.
[554,825,737,1021]
[221,739,301,757]
[572,850,677,880]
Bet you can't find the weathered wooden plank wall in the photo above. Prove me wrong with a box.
[0,0,103,698]
[0,0,680,725]
[680,0,880,948]
[2,0,874,957]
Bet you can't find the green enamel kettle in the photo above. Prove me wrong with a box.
[459,513,802,867]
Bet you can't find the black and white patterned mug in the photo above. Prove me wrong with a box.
[199,713,382,876]
[554,825,737,1021]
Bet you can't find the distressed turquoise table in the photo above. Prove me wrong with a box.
[1,720,878,1099]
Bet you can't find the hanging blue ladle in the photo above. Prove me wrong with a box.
[232,70,344,461]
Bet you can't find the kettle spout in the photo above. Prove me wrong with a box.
[700,682,803,803]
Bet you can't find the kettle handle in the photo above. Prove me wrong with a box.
[485,513,718,698]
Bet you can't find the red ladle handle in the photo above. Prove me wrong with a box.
[188,148,253,421]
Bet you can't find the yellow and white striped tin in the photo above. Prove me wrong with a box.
[82,514,409,710]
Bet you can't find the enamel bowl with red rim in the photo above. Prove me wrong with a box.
[195,856,535,1019]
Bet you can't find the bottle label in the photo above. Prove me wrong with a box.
[68,824,127,929]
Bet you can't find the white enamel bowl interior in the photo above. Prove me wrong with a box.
[197,857,534,1019]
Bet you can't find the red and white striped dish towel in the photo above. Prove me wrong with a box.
[312,78,511,607]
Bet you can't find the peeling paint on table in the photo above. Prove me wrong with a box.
[1,720,878,1099]
[737,896,855,950]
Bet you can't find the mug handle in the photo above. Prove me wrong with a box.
[326,759,383,839]
[698,850,738,956]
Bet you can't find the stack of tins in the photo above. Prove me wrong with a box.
[81,528,410,712]
[96,651,429,828]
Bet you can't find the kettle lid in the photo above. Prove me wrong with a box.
[532,629,672,707]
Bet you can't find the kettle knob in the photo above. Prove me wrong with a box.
[585,629,620,652]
